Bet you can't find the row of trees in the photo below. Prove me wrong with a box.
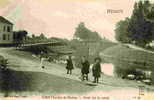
[26,33,47,43]
[13,30,49,47]
[115,0,154,47]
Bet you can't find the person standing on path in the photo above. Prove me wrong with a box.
[81,56,90,81]
[92,57,102,83]
[66,56,74,75]
[40,51,46,69]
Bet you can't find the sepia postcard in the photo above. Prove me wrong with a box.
[1,0,154,100]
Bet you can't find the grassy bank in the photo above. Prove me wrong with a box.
[101,44,154,80]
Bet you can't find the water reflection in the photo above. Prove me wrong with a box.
[101,63,114,76]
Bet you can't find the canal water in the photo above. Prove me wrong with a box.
[101,63,115,76]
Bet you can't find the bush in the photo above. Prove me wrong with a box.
[114,65,144,78]
[101,44,154,84]
[0,55,8,69]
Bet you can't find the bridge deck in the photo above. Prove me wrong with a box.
[21,41,65,47]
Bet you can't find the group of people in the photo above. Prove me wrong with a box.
[66,56,102,83]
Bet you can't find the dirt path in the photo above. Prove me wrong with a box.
[0,47,153,97]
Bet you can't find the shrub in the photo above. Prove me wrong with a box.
[0,55,8,69]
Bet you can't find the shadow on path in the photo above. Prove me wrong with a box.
[0,69,94,96]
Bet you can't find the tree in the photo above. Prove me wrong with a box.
[32,34,36,39]
[0,55,8,70]
[115,18,131,43]
[74,22,102,41]
[115,1,154,47]
[143,0,154,22]
[39,33,47,40]
[73,22,103,64]
[13,30,28,47]
[127,1,154,47]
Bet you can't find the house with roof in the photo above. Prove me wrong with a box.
[0,16,13,44]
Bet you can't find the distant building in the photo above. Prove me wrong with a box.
[0,16,13,44]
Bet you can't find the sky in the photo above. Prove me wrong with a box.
[0,0,141,41]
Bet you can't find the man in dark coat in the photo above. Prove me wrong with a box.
[81,56,90,81]
[66,56,74,75]
[92,57,101,83]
